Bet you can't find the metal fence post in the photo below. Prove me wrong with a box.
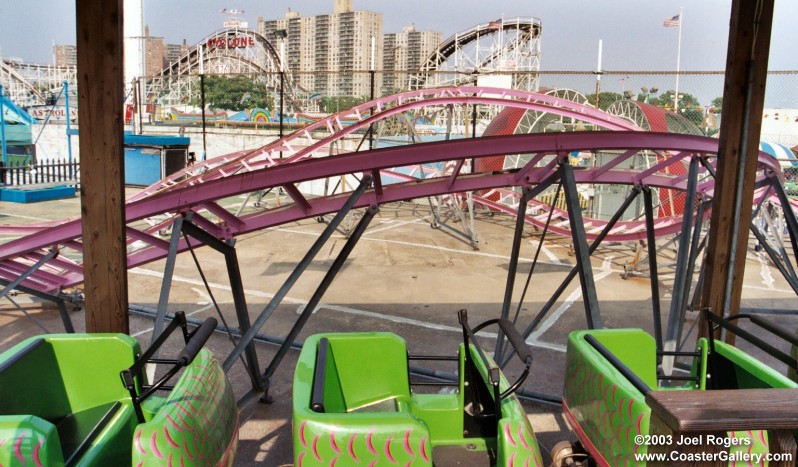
[200,74,207,162]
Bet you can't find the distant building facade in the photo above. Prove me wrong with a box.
[383,26,442,93]
[144,27,167,77]
[144,27,190,77]
[53,45,77,68]
[165,41,187,67]
[258,0,383,97]
[54,33,186,78]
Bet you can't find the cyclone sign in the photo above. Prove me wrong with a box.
[206,36,255,49]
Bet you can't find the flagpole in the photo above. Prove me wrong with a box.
[674,6,683,112]
[595,39,603,109]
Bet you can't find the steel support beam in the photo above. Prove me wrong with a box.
[561,163,602,329]
[223,176,373,371]
[494,170,562,361]
[770,176,798,271]
[508,185,642,367]
[180,219,264,390]
[664,157,699,370]
[151,215,185,344]
[0,278,74,333]
[750,222,798,294]
[0,248,58,300]
[676,192,706,351]
[427,194,478,249]
[760,202,797,282]
[495,187,532,361]
[642,186,663,356]
[261,205,379,395]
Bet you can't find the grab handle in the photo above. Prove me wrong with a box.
[497,318,533,365]
[179,317,218,365]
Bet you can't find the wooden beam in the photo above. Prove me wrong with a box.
[699,0,775,342]
[76,0,129,333]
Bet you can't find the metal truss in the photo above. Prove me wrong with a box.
[143,28,305,111]
[0,59,78,107]
[0,88,784,294]
[515,89,592,133]
[161,29,285,77]
[411,18,542,92]
[127,86,639,203]
[0,85,795,402]
[607,99,705,136]
[0,129,781,298]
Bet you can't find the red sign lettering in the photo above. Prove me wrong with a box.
[206,36,255,50]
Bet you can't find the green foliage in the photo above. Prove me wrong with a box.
[320,95,369,113]
[651,90,701,112]
[653,91,706,129]
[194,75,274,111]
[710,96,723,113]
[680,108,705,128]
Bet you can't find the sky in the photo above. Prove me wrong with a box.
[1,0,797,72]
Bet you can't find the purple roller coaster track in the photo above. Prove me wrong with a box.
[0,87,787,297]
[2,85,797,400]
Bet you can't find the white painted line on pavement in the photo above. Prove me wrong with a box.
[130,287,218,337]
[756,251,776,290]
[276,226,565,266]
[129,267,566,351]
[321,303,566,352]
[539,243,563,264]
[0,213,53,222]
[528,257,616,343]
[363,217,427,235]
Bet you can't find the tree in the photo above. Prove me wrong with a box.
[193,75,274,111]
[651,90,701,113]
[636,87,661,104]
[320,95,369,113]
[647,90,705,127]
[710,96,723,114]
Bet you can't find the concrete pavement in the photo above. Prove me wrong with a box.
[0,192,796,466]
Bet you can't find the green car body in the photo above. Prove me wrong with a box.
[0,333,238,466]
[563,328,796,466]
[293,332,544,466]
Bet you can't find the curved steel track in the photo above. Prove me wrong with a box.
[0,87,786,296]
[161,29,285,77]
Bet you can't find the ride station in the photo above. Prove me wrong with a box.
[1,1,797,466]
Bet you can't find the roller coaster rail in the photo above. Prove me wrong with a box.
[1,85,797,397]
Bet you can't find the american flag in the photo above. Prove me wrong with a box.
[663,14,680,27]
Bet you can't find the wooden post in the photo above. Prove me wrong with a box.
[76,0,129,333]
[699,0,775,342]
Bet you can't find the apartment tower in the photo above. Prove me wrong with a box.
[259,0,383,98]
[383,26,443,93]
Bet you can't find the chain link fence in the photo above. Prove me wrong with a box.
[137,69,798,123]
[134,69,798,197]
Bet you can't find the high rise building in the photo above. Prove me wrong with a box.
[258,0,383,98]
[53,45,78,67]
[165,41,189,68]
[144,27,167,78]
[55,33,187,79]
[143,30,188,77]
[383,26,442,93]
